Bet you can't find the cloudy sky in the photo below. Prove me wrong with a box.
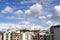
[0,0,60,31]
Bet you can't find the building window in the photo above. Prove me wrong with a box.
[6,33,9,38]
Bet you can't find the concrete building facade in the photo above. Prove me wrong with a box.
[3,30,12,40]
[22,32,33,40]
[3,29,51,40]
[0,32,3,40]
[50,25,60,40]
[11,30,22,40]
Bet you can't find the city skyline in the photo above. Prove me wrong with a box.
[0,0,60,31]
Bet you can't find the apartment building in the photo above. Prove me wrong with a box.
[39,30,50,40]
[33,33,39,40]
[30,30,40,40]
[39,34,50,40]
[11,30,22,40]
[3,29,43,40]
[0,32,3,40]
[11,30,36,40]
[3,30,12,40]
[22,32,33,40]
[50,25,60,40]
[3,29,34,40]
[20,29,40,40]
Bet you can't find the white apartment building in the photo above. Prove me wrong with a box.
[11,30,22,40]
[3,30,40,40]
[3,30,12,40]
[22,32,33,40]
[29,32,33,40]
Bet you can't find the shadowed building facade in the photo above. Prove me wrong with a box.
[11,31,22,40]
[0,32,3,40]
[50,25,60,40]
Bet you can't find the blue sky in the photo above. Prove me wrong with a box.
[0,0,60,31]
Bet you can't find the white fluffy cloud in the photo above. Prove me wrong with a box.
[51,5,60,21]
[54,5,60,14]
[25,10,30,14]
[14,10,23,15]
[1,6,23,16]
[0,21,43,31]
[43,21,53,29]
[25,3,43,17]
[20,0,53,4]
[39,0,53,4]
[1,6,13,13]
[47,14,52,18]
[18,21,42,30]
[0,23,16,31]
[38,16,46,20]
[54,5,60,16]
[6,16,25,20]
[46,21,53,26]
[44,21,60,29]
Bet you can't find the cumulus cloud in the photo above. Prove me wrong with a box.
[25,3,43,18]
[54,5,60,14]
[0,21,58,31]
[45,21,53,26]
[20,0,53,4]
[0,23,16,31]
[0,21,43,31]
[20,0,37,4]
[51,5,60,21]
[6,16,25,20]
[25,10,30,14]
[43,20,60,29]
[42,20,54,30]
[54,5,60,16]
[18,21,42,30]
[39,0,53,4]
[47,14,52,18]
[14,10,23,15]
[51,14,60,21]
[38,16,46,20]
[1,6,13,13]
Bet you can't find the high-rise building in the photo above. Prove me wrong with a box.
[50,25,60,40]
